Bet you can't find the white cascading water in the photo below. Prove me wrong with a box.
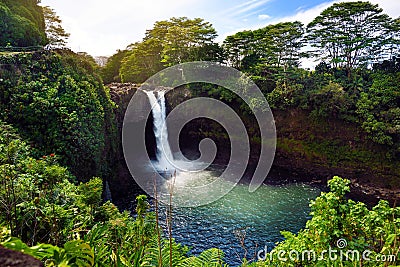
[145,89,215,203]
[145,90,175,172]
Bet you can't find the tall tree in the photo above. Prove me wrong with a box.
[120,40,164,83]
[119,17,219,83]
[43,6,70,49]
[307,1,399,76]
[222,30,254,69]
[157,17,218,66]
[258,21,305,70]
[222,21,305,72]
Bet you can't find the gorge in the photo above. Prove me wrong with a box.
[110,83,400,208]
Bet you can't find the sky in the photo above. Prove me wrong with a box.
[40,0,400,66]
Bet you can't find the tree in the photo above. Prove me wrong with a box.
[356,72,400,152]
[0,0,46,47]
[120,40,164,83]
[307,1,399,76]
[43,6,69,49]
[0,51,115,179]
[223,30,254,69]
[119,17,219,83]
[154,17,218,66]
[222,22,305,72]
[100,49,129,84]
[258,21,305,71]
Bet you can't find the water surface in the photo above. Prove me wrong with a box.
[156,181,320,266]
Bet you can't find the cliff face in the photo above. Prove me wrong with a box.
[271,109,400,203]
[108,83,160,205]
[109,84,399,205]
[107,83,145,204]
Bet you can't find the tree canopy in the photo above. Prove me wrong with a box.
[307,1,399,75]
[223,21,305,72]
[100,49,129,84]
[119,17,219,83]
[43,6,70,49]
[0,0,47,46]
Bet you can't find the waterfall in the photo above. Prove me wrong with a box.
[145,90,175,172]
[104,180,112,202]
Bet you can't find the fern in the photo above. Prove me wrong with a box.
[141,238,188,267]
[178,248,227,267]
[60,240,94,267]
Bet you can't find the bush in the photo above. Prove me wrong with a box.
[0,51,117,179]
[252,177,399,266]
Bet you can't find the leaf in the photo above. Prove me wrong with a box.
[2,237,31,253]
[63,240,94,267]
[178,248,226,267]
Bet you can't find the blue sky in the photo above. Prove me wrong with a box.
[40,0,400,62]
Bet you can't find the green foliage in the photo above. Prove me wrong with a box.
[2,237,95,267]
[356,72,400,155]
[0,125,228,266]
[308,81,352,118]
[267,80,304,109]
[214,3,399,164]
[0,51,117,179]
[250,177,399,267]
[103,2,400,164]
[223,21,305,72]
[0,123,198,266]
[0,120,102,245]
[307,1,398,74]
[0,124,397,267]
[0,2,399,267]
[0,0,47,47]
[79,178,103,206]
[179,248,227,267]
[120,39,164,83]
[100,49,129,84]
[374,55,400,73]
[118,17,219,83]
[158,17,218,66]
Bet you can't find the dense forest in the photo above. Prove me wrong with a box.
[0,0,46,47]
[0,0,399,266]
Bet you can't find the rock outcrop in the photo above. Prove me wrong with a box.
[0,246,43,267]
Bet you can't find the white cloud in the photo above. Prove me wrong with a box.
[258,14,271,20]
[216,1,336,44]
[39,0,400,57]
[229,0,272,16]
[268,1,335,25]
[221,0,271,17]
[269,0,400,25]
[40,0,202,56]
[363,0,400,18]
